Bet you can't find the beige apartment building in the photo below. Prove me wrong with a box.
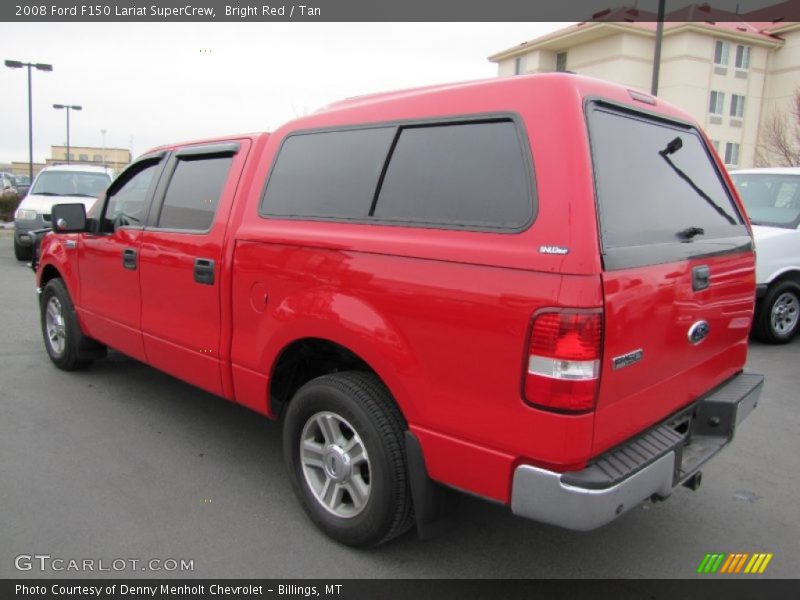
[8,162,47,178]
[489,19,800,168]
[49,145,131,174]
[8,146,131,179]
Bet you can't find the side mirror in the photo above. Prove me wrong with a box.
[52,203,87,233]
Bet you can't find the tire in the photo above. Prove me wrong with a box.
[14,237,32,261]
[40,278,98,370]
[283,371,414,547]
[753,281,800,344]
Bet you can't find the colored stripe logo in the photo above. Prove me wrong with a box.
[697,552,773,574]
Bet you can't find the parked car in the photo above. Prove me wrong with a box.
[0,171,18,187]
[33,74,762,547]
[13,164,113,261]
[0,175,17,197]
[15,174,31,198]
[729,167,800,343]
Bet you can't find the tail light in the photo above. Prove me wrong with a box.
[524,309,603,413]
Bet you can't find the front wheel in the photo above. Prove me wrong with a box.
[40,279,94,370]
[753,281,800,344]
[14,237,32,261]
[282,371,414,547]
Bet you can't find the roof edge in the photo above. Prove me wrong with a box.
[488,20,786,63]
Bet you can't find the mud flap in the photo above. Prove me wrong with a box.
[404,431,460,540]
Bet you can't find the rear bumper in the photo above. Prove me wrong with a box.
[510,371,763,531]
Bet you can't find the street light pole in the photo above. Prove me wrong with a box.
[27,66,32,176]
[651,0,667,96]
[53,104,82,164]
[4,59,53,183]
[101,129,107,168]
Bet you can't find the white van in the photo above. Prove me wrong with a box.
[13,164,113,260]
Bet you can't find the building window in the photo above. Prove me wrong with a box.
[735,45,750,70]
[730,94,745,118]
[556,52,568,72]
[514,56,525,75]
[724,142,740,167]
[93,154,102,162]
[67,153,74,161]
[714,40,730,66]
[711,140,721,152]
[709,91,725,115]
[79,154,89,162]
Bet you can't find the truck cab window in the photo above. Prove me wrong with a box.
[101,164,158,232]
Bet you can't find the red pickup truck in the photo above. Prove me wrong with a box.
[34,73,763,547]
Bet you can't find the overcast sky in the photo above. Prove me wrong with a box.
[1,22,571,164]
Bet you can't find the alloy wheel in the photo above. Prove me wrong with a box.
[299,411,371,518]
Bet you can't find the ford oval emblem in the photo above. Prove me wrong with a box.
[688,321,710,344]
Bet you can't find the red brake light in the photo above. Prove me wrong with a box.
[524,310,603,413]
[531,312,602,361]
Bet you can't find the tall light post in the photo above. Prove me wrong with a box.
[651,0,667,96]
[4,59,53,183]
[101,128,107,168]
[53,104,82,164]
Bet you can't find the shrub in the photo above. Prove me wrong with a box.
[0,192,21,222]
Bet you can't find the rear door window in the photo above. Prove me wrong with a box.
[157,155,233,231]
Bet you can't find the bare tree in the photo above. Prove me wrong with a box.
[755,88,800,167]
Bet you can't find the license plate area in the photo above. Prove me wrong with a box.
[673,371,763,484]
[562,371,763,490]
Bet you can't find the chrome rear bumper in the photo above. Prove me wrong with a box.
[510,371,763,531]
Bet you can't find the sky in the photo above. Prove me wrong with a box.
[0,22,568,164]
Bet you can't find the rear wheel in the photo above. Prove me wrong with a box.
[753,281,800,344]
[14,237,32,261]
[282,371,414,547]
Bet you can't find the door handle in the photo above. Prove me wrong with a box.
[122,248,137,270]
[194,258,215,285]
[692,265,710,291]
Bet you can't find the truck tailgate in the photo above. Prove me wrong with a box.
[594,252,755,454]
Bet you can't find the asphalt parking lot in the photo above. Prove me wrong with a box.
[0,233,798,579]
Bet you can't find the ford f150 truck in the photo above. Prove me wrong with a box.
[33,74,763,547]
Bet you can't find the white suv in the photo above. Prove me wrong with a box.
[730,167,800,344]
[13,164,113,261]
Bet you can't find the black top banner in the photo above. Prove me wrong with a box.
[2,0,800,22]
